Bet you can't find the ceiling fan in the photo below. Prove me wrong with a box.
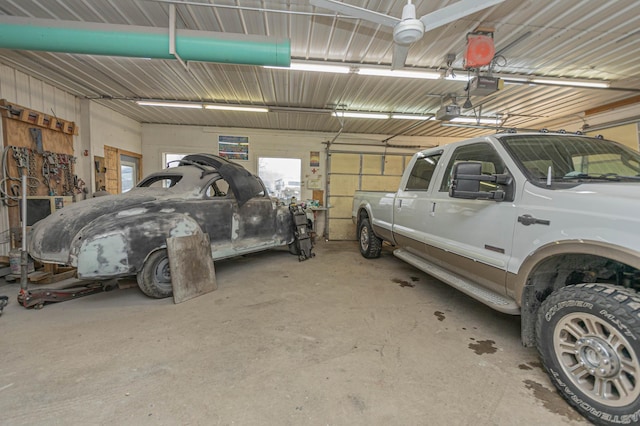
[310,0,506,69]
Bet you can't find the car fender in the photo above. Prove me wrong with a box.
[70,210,204,279]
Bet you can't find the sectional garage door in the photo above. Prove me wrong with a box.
[327,151,412,240]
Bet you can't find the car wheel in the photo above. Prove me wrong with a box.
[358,217,381,258]
[137,249,173,299]
[536,283,640,425]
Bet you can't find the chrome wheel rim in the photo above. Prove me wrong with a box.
[360,226,370,251]
[554,312,640,407]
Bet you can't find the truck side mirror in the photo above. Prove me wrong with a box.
[451,162,482,194]
[449,161,512,201]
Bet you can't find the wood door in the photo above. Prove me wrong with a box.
[104,146,120,195]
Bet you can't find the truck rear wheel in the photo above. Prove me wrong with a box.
[536,283,640,425]
[358,217,382,258]
[137,249,173,299]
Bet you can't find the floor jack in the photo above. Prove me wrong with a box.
[17,280,115,309]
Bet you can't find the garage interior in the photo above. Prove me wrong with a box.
[0,1,639,424]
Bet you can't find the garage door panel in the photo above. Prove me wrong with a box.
[362,155,382,174]
[328,196,353,218]
[329,219,356,241]
[330,174,359,196]
[384,156,405,175]
[327,151,409,241]
[361,175,402,191]
[331,153,360,174]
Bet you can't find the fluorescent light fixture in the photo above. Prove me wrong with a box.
[266,61,352,74]
[391,114,432,120]
[450,116,498,124]
[205,104,269,112]
[501,76,529,84]
[444,74,470,82]
[530,77,610,88]
[359,68,441,80]
[136,100,202,109]
[292,62,351,74]
[333,111,389,119]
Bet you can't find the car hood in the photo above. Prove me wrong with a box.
[28,192,158,263]
[522,181,640,223]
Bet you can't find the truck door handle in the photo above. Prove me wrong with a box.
[518,214,550,226]
[398,199,402,208]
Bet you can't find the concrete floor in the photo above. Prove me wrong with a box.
[0,240,588,425]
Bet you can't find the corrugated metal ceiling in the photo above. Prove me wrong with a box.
[0,0,639,139]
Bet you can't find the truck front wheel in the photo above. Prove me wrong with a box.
[536,283,640,425]
[358,217,382,258]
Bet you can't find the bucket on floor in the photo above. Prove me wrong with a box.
[9,249,35,275]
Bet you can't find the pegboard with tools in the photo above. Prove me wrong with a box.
[8,146,77,197]
[0,100,84,235]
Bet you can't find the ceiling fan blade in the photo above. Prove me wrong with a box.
[419,0,506,32]
[391,44,410,70]
[310,0,400,28]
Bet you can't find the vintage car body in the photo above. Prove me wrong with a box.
[27,154,294,298]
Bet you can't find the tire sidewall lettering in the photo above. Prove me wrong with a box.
[599,309,637,341]
[544,300,638,341]
[544,299,594,322]
[548,367,640,425]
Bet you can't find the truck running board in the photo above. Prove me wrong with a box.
[393,249,520,315]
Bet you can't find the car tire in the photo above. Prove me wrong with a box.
[358,217,382,258]
[137,249,173,299]
[536,283,640,425]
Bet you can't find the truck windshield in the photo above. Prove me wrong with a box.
[499,135,640,186]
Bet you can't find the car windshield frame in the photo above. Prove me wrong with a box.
[498,134,640,189]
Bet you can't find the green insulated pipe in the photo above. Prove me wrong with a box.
[0,16,290,67]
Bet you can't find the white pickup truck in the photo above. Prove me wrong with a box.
[352,131,640,425]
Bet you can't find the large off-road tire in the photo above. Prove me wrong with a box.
[137,249,173,299]
[358,217,382,258]
[536,283,640,425]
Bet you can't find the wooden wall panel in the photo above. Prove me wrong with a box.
[1,101,78,233]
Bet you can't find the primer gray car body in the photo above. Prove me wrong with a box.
[28,154,294,282]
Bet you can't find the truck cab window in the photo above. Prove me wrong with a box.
[405,154,441,191]
[440,143,507,192]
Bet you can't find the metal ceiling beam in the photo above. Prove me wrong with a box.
[0,16,291,67]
